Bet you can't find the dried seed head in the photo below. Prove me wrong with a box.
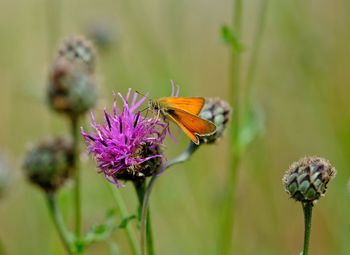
[48,36,98,117]
[199,98,231,144]
[283,156,336,204]
[23,137,73,192]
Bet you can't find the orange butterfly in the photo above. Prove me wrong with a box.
[149,96,217,145]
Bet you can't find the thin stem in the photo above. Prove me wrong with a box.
[134,180,155,255]
[243,0,269,113]
[71,116,81,240]
[46,192,73,255]
[221,0,243,254]
[139,142,198,255]
[108,184,140,255]
[137,142,199,255]
[145,213,154,255]
[140,175,157,255]
[302,203,313,255]
[165,142,199,169]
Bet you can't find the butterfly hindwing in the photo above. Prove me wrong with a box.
[165,108,216,144]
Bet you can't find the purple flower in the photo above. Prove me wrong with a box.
[81,89,167,186]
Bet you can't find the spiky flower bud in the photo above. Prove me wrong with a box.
[283,156,336,204]
[23,137,73,192]
[48,35,98,117]
[57,35,96,73]
[199,98,231,144]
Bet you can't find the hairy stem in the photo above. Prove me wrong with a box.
[108,184,140,255]
[46,192,73,255]
[302,203,313,255]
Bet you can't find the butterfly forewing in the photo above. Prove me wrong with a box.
[157,97,205,115]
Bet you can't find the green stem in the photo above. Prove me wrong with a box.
[220,0,243,254]
[302,203,313,255]
[46,192,73,255]
[145,212,154,255]
[134,180,155,255]
[243,0,269,114]
[71,116,81,240]
[137,142,199,255]
[165,142,199,169]
[108,184,140,255]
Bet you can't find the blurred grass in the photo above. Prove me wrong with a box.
[1,0,350,254]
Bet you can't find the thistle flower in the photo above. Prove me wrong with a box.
[23,137,73,192]
[198,98,231,144]
[48,35,97,117]
[283,156,336,204]
[82,89,167,185]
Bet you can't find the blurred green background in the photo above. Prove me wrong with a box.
[1,0,350,254]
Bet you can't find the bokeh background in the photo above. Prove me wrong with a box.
[1,0,350,254]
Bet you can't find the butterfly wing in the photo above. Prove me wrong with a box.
[165,108,217,145]
[157,97,205,115]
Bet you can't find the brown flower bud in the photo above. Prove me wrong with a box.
[283,156,336,204]
[23,137,73,192]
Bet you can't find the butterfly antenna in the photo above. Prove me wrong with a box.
[136,90,149,99]
[140,106,149,113]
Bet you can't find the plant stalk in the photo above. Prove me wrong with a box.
[46,192,73,255]
[302,203,313,255]
[134,180,154,255]
[243,0,269,114]
[71,116,81,240]
[220,0,243,254]
[108,184,140,255]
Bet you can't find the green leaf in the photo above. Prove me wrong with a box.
[118,214,136,229]
[221,25,244,52]
[80,208,136,250]
[82,209,118,246]
[238,103,265,154]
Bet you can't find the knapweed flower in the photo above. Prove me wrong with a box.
[23,137,73,192]
[283,156,336,204]
[48,35,97,117]
[82,89,167,185]
[199,98,231,144]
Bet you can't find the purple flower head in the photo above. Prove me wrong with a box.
[81,89,167,186]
